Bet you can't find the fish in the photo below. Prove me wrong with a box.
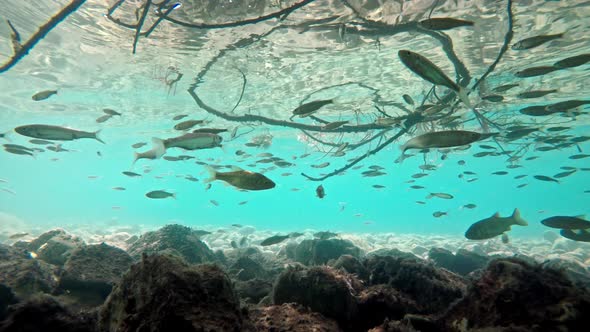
[14,124,104,144]
[512,33,564,50]
[463,204,477,209]
[133,138,166,165]
[194,230,212,237]
[9,232,29,239]
[546,126,570,132]
[132,142,147,149]
[292,99,333,117]
[29,139,54,145]
[112,187,126,191]
[546,99,590,112]
[492,171,508,175]
[427,192,454,199]
[174,120,204,130]
[321,121,348,130]
[553,170,576,178]
[164,133,222,150]
[533,175,559,183]
[238,201,248,205]
[401,130,497,155]
[398,50,471,107]
[560,229,590,242]
[457,160,465,165]
[516,183,528,188]
[96,115,112,123]
[316,184,326,198]
[515,66,558,78]
[504,127,538,139]
[492,83,519,92]
[373,185,386,189]
[173,114,188,121]
[433,211,447,218]
[517,89,558,99]
[569,154,590,160]
[4,144,33,151]
[482,95,504,102]
[514,175,527,179]
[419,17,474,30]
[411,173,428,179]
[192,128,228,134]
[311,162,330,169]
[553,53,590,69]
[31,90,57,101]
[501,233,510,244]
[541,216,590,229]
[210,200,219,206]
[103,108,122,116]
[410,185,424,189]
[416,201,426,205]
[465,208,528,240]
[204,166,275,191]
[4,147,34,156]
[260,234,290,246]
[145,190,175,199]
[314,231,338,240]
[122,171,142,177]
[402,94,414,105]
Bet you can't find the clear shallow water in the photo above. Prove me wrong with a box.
[0,0,589,243]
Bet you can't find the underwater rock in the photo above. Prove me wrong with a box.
[0,295,96,332]
[541,258,590,289]
[356,285,420,331]
[428,248,489,276]
[234,278,273,304]
[27,230,85,266]
[0,244,59,298]
[331,254,370,281]
[293,239,363,265]
[99,254,243,332]
[249,303,341,332]
[0,284,17,320]
[368,314,439,332]
[365,248,419,260]
[58,243,133,306]
[439,257,590,331]
[229,256,268,281]
[273,265,361,328]
[126,224,216,264]
[364,255,466,314]
[552,237,580,252]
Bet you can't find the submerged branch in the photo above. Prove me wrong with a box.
[301,128,408,181]
[0,0,86,74]
[132,0,152,54]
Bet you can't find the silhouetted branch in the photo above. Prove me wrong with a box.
[132,0,151,54]
[0,0,86,73]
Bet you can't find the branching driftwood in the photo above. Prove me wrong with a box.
[0,0,86,73]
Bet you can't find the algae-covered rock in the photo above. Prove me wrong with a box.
[0,295,96,332]
[0,284,17,320]
[364,255,466,314]
[234,278,273,304]
[293,239,362,265]
[99,254,243,332]
[0,244,59,298]
[249,303,342,332]
[126,224,216,264]
[58,243,133,305]
[428,247,489,276]
[273,265,361,327]
[28,230,85,266]
[356,284,420,331]
[331,254,369,281]
[440,258,590,331]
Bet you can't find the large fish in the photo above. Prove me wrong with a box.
[401,130,497,154]
[398,50,471,108]
[465,208,528,240]
[559,229,590,242]
[512,33,564,51]
[164,133,222,150]
[204,166,275,191]
[292,99,333,117]
[541,216,590,230]
[14,124,104,144]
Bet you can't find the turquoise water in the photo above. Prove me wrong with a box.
[1,0,589,242]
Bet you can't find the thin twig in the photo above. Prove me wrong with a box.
[0,0,86,73]
[132,0,152,54]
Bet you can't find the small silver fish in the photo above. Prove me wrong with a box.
[32,90,57,101]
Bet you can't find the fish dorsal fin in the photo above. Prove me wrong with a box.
[492,212,500,218]
[230,166,244,172]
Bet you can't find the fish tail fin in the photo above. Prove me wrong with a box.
[132,152,140,166]
[0,131,11,142]
[172,192,177,200]
[152,137,166,158]
[457,86,472,109]
[203,165,217,184]
[426,193,434,199]
[395,144,408,163]
[94,130,105,144]
[512,208,528,226]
